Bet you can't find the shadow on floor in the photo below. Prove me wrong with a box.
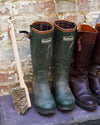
[67,119,100,125]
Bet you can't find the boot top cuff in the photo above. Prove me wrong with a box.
[54,20,77,32]
[78,23,98,33]
[30,21,54,34]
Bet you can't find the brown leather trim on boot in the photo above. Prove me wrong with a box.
[31,21,54,34]
[78,24,98,44]
[79,23,97,33]
[54,20,77,32]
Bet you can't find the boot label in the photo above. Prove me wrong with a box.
[41,37,52,44]
[63,36,74,42]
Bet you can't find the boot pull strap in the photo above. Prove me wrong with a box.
[77,36,82,52]
[19,30,31,39]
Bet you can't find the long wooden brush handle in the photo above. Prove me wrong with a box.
[9,23,25,88]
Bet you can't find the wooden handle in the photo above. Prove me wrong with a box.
[8,23,26,88]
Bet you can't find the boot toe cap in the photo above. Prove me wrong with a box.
[81,97,96,107]
[57,95,75,107]
[88,100,96,106]
[77,96,97,111]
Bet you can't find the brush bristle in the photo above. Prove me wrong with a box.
[11,86,29,114]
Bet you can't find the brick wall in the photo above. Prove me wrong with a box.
[0,0,100,96]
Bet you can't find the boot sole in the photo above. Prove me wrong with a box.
[35,106,56,115]
[57,104,75,111]
[76,100,97,111]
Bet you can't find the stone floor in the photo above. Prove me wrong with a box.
[0,95,100,125]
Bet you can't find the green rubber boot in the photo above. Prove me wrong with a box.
[30,21,56,115]
[53,20,77,110]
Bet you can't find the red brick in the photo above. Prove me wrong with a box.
[12,1,55,15]
[38,14,57,24]
[0,3,12,15]
[78,0,100,12]
[57,1,75,13]
[64,14,77,23]
[0,73,15,83]
[0,60,15,71]
[0,85,9,96]
[0,20,9,32]
[61,13,85,25]
[0,83,32,96]
[88,0,100,11]
[77,0,89,12]
[85,12,100,27]
[12,14,56,33]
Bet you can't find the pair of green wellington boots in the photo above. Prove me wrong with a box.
[21,20,77,115]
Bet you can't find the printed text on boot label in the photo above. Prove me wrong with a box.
[41,37,52,44]
[63,36,74,42]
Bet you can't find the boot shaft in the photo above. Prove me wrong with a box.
[30,21,54,73]
[52,20,76,110]
[91,24,100,64]
[73,23,98,73]
[53,20,77,69]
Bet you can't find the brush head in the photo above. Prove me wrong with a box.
[10,85,30,114]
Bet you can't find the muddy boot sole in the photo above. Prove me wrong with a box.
[35,106,56,115]
[57,104,75,111]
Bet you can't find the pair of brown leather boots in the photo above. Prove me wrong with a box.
[70,23,100,111]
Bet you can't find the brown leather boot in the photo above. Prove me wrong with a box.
[70,23,98,111]
[88,24,100,105]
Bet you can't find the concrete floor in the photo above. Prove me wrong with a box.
[0,95,100,125]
